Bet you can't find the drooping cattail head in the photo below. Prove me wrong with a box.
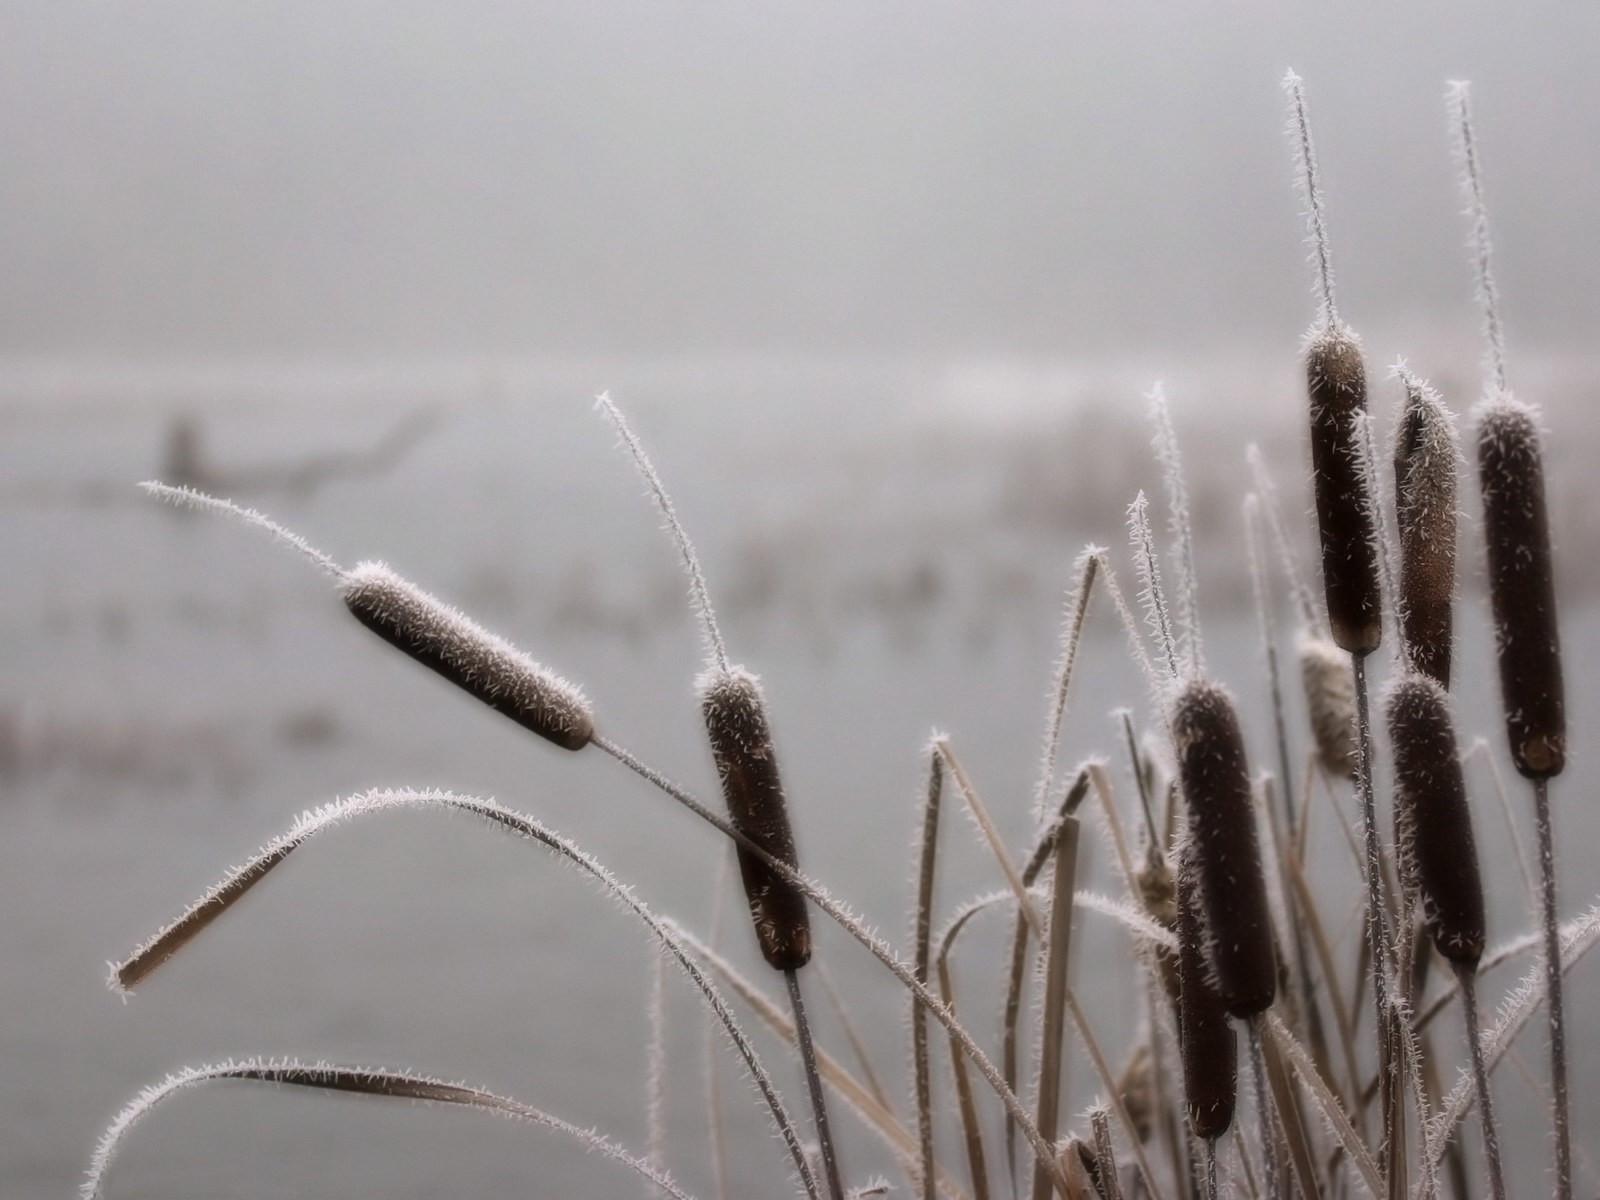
[1170,680,1276,1016]
[1475,397,1565,779]
[1175,839,1237,1141]
[1299,633,1358,779]
[342,563,594,751]
[1392,372,1459,688]
[698,667,811,971]
[1386,677,1486,966]
[1306,326,1383,656]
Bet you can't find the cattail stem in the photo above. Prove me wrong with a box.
[1352,654,1399,1187]
[1203,1140,1218,1200]
[1534,777,1573,1200]
[1247,1016,1282,1200]
[788,968,844,1200]
[1455,964,1508,1200]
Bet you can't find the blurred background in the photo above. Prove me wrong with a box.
[4,3,1599,1196]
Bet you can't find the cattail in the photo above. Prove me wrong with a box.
[1298,633,1357,779]
[1175,840,1237,1141]
[342,562,594,751]
[1392,371,1459,688]
[1476,399,1565,779]
[1306,326,1383,656]
[699,667,811,971]
[1170,680,1276,1016]
[1386,677,1485,964]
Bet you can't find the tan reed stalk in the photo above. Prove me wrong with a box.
[1149,385,1203,676]
[911,743,945,1200]
[1031,815,1082,1200]
[85,1060,697,1200]
[1452,76,1572,1197]
[1032,548,1102,825]
[1390,366,1459,689]
[1089,1107,1126,1200]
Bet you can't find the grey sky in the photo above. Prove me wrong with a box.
[2,1,1596,364]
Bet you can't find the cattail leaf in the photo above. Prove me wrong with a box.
[1386,678,1486,965]
[1170,681,1276,1017]
[699,667,812,971]
[1305,326,1383,656]
[343,563,594,751]
[1475,398,1565,778]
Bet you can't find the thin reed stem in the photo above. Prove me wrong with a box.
[594,392,730,673]
[789,969,844,1200]
[1203,1140,1218,1200]
[1129,491,1180,680]
[1447,82,1508,395]
[591,734,1073,1196]
[1283,71,1339,328]
[1032,549,1100,825]
[912,745,944,1200]
[1534,776,1573,1200]
[1247,1016,1282,1200]
[1150,384,1203,676]
[139,481,346,579]
[1455,965,1507,1200]
[1353,654,1399,1193]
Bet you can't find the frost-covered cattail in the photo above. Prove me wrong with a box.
[1175,840,1237,1142]
[1299,633,1357,779]
[1476,399,1565,779]
[343,563,594,751]
[1392,371,1459,688]
[1170,680,1276,1017]
[1386,677,1485,964]
[1306,327,1383,656]
[699,667,811,971]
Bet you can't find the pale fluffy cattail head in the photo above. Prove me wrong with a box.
[1305,325,1383,656]
[1299,633,1358,780]
[1391,370,1459,688]
[1475,397,1565,778]
[698,667,811,971]
[1175,839,1237,1141]
[1170,680,1276,1016]
[342,563,594,751]
[1386,677,1486,965]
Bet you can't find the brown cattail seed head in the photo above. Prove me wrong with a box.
[342,563,593,751]
[1386,677,1486,965]
[1392,379,1459,688]
[1175,840,1237,1141]
[1170,680,1276,1016]
[1476,398,1565,778]
[1306,326,1382,656]
[699,667,811,971]
[1299,633,1358,779]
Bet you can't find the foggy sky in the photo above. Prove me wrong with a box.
[2,2,1597,364]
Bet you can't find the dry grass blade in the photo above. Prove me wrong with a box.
[84,1059,696,1200]
[1264,1015,1383,1198]
[937,896,1004,1200]
[1031,817,1081,1200]
[938,739,1044,940]
[1033,548,1101,824]
[1090,1107,1126,1200]
[110,788,820,1200]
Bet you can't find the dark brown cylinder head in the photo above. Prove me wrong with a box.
[699,667,811,970]
[1476,398,1565,779]
[1170,680,1276,1016]
[342,563,594,751]
[1306,327,1383,656]
[1175,839,1237,1141]
[1387,677,1486,966]
[1392,379,1458,688]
